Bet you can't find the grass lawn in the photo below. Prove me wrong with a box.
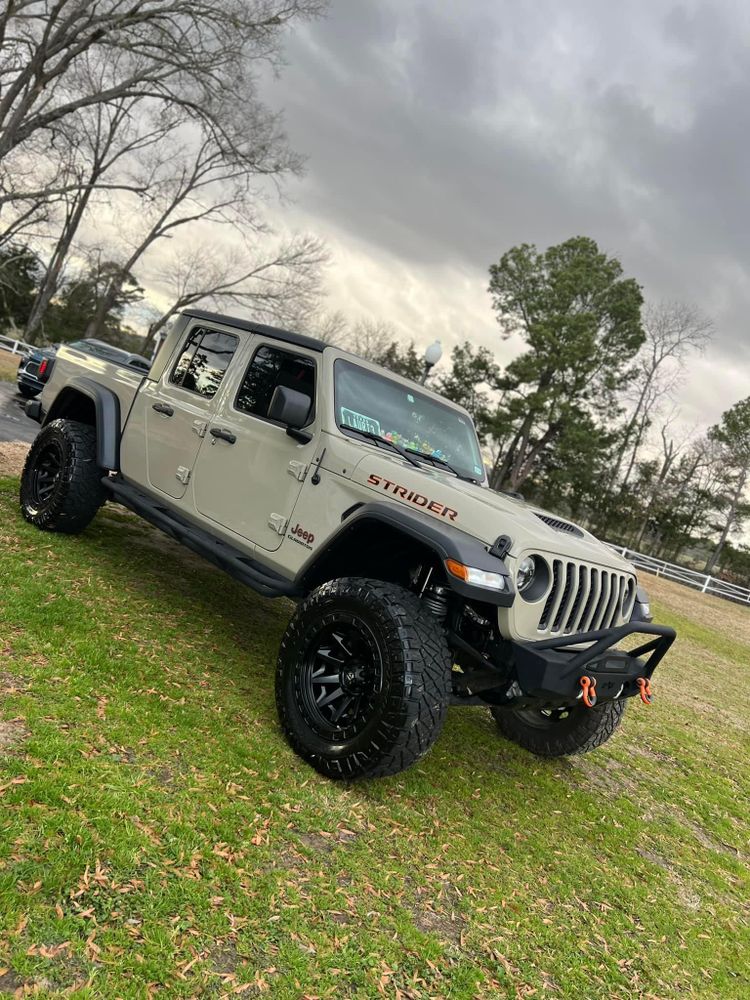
[0,472,748,998]
[0,352,21,382]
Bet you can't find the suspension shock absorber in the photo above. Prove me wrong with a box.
[422,584,449,623]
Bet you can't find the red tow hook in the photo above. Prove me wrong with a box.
[636,677,653,705]
[579,675,597,708]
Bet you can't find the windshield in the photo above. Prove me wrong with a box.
[334,359,485,482]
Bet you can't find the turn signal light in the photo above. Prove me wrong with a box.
[38,358,49,378]
[445,559,507,591]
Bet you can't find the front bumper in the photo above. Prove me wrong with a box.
[450,621,676,708]
[508,622,676,708]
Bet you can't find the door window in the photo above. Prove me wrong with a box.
[235,345,315,424]
[170,327,239,399]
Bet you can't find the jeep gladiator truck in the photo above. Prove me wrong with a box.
[20,310,675,779]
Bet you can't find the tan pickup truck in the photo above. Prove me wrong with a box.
[19,310,675,779]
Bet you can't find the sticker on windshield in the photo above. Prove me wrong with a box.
[340,407,381,435]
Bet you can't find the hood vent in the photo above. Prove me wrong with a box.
[534,512,584,538]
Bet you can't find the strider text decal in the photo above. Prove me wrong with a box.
[367,474,458,521]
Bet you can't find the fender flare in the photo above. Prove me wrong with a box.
[294,501,515,606]
[45,376,121,471]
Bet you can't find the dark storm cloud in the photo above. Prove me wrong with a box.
[266,0,750,401]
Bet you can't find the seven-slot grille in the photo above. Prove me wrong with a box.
[538,561,635,635]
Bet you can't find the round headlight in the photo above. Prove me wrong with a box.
[516,555,536,592]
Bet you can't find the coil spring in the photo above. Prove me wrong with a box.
[422,585,448,622]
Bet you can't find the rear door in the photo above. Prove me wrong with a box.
[143,324,239,499]
[193,340,318,551]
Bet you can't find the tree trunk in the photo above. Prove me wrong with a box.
[510,421,560,490]
[84,281,119,339]
[631,441,675,550]
[705,465,748,573]
[493,426,523,490]
[25,187,95,343]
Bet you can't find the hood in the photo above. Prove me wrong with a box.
[351,450,632,573]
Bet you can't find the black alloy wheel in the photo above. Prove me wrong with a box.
[276,578,452,780]
[297,614,384,742]
[20,419,106,533]
[26,438,64,514]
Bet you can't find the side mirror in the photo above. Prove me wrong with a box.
[268,385,312,442]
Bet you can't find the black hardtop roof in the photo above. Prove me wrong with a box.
[182,308,327,353]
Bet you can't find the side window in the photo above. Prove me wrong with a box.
[170,327,239,399]
[235,345,315,423]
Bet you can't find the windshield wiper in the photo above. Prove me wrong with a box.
[404,448,478,484]
[343,427,421,468]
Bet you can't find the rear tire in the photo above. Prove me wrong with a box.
[20,419,106,534]
[276,578,452,780]
[491,699,626,757]
[17,384,38,399]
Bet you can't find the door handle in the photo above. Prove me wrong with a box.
[210,427,236,444]
[152,402,174,416]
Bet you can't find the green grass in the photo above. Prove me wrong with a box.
[0,352,20,382]
[0,474,748,998]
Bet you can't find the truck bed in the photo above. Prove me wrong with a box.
[40,342,146,433]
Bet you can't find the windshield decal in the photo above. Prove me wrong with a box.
[340,407,382,435]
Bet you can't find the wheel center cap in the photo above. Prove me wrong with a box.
[341,664,366,693]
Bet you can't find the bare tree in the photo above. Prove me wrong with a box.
[630,411,685,549]
[0,0,325,186]
[81,117,296,339]
[142,235,328,354]
[615,301,713,489]
[704,397,750,574]
[23,85,185,341]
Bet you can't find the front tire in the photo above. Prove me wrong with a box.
[491,699,626,757]
[20,419,106,534]
[276,578,452,780]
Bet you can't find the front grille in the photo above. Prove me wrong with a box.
[23,360,40,377]
[534,512,584,538]
[537,560,634,635]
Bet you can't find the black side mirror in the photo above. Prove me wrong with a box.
[268,385,312,442]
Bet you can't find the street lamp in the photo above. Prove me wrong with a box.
[421,339,443,384]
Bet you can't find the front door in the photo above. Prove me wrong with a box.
[144,324,240,499]
[193,340,318,551]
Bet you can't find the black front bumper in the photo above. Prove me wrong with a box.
[508,622,676,708]
[450,621,676,708]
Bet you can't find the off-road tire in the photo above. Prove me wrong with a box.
[276,578,452,780]
[20,419,106,534]
[491,699,626,757]
[17,384,38,399]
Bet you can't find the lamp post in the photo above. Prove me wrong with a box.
[421,339,443,384]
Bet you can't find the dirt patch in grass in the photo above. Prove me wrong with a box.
[0,966,25,995]
[294,829,335,854]
[0,671,28,693]
[0,441,29,477]
[0,719,28,749]
[412,905,465,944]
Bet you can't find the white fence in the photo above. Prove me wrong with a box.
[0,335,32,356]
[606,543,750,605]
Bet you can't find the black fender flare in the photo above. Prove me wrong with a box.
[294,501,515,606]
[44,376,121,471]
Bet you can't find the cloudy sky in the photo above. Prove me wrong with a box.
[257,0,750,432]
